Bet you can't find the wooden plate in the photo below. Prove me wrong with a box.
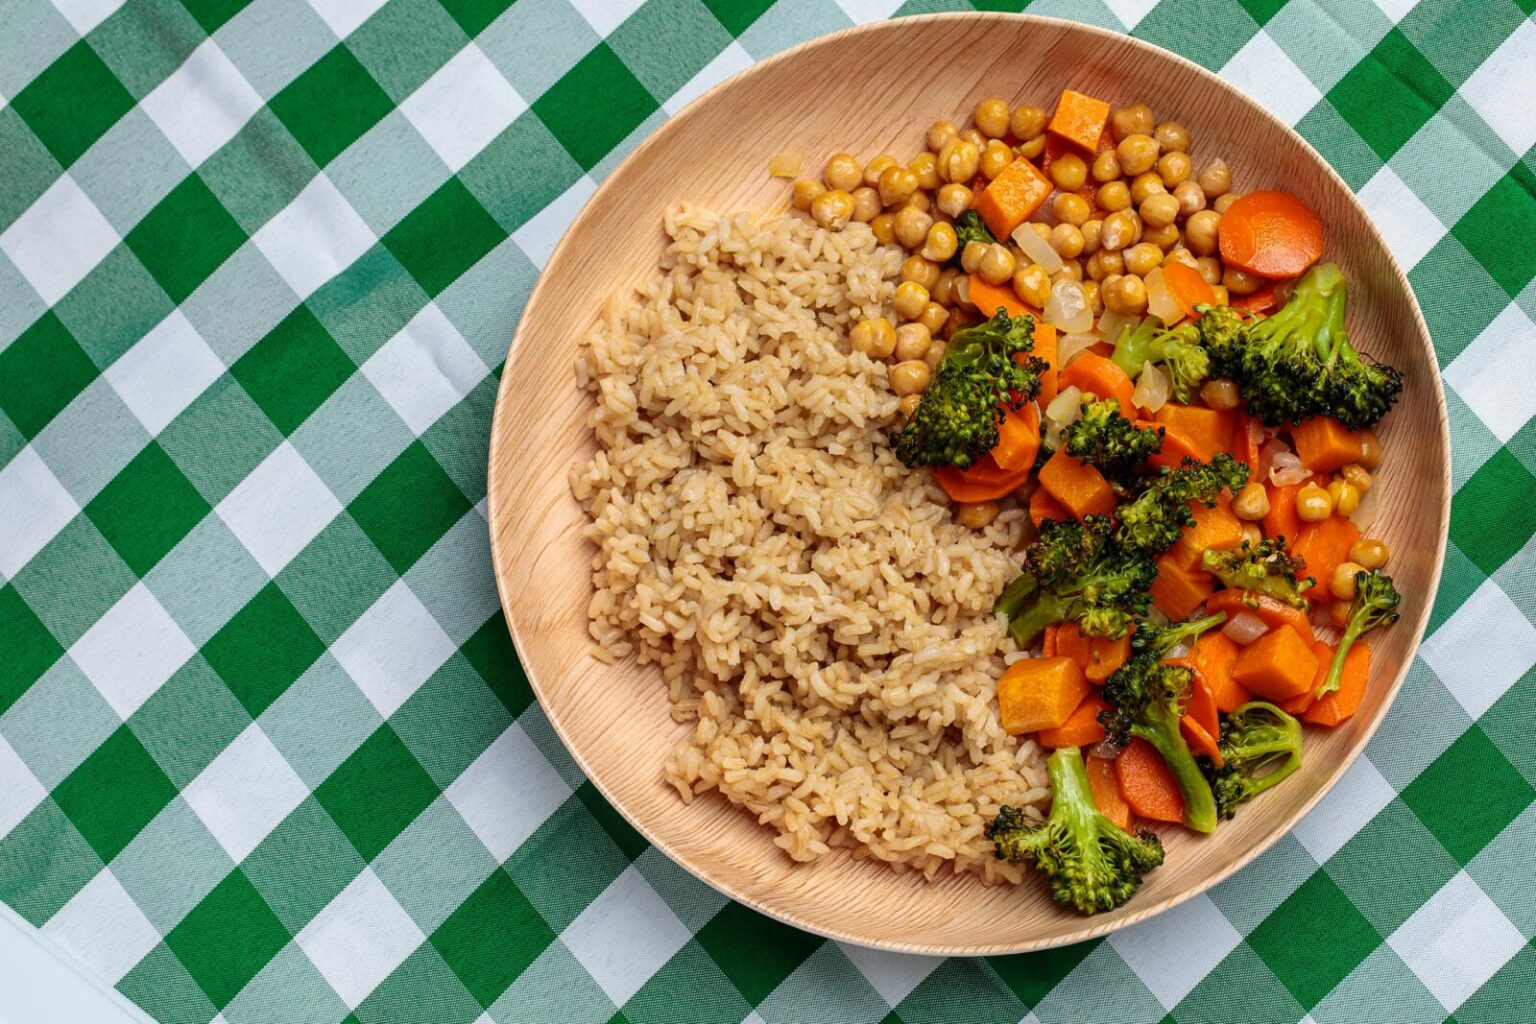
[487,13,1449,954]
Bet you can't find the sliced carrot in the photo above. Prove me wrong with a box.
[997,656,1090,735]
[1151,553,1215,622]
[991,402,1040,472]
[1233,282,1278,313]
[1293,517,1361,602]
[1038,449,1117,519]
[1037,694,1110,748]
[1231,408,1263,474]
[1047,89,1111,153]
[1087,754,1132,831]
[934,453,1032,503]
[1262,482,1305,546]
[1283,639,1337,715]
[1029,485,1071,527]
[1195,631,1253,713]
[1047,623,1131,683]
[967,274,1029,320]
[1290,416,1364,473]
[1058,351,1136,416]
[1162,260,1217,320]
[1032,321,1058,406]
[1154,403,1234,462]
[974,157,1053,241]
[1169,658,1223,766]
[1305,642,1370,727]
[1167,495,1245,573]
[1142,421,1202,472]
[1116,737,1185,824]
[1218,190,1324,279]
[1232,625,1319,702]
[1181,714,1223,766]
[1206,589,1315,644]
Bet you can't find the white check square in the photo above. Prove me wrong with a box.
[183,724,310,863]
[303,0,388,38]
[1443,304,1536,444]
[1109,893,1242,1008]
[0,174,120,306]
[0,446,79,579]
[560,866,691,1007]
[216,441,343,577]
[252,174,375,299]
[1459,19,1536,158]
[1291,754,1396,864]
[69,583,195,719]
[401,44,526,173]
[296,868,424,1008]
[105,310,225,436]
[1219,29,1323,127]
[566,0,643,35]
[663,42,752,116]
[1357,165,1444,272]
[361,305,487,436]
[142,40,264,168]
[1420,580,1536,720]
[1389,871,1526,1012]
[836,943,943,1007]
[0,735,47,838]
[42,870,161,985]
[445,722,569,862]
[329,580,454,718]
[50,0,125,33]
[511,175,595,269]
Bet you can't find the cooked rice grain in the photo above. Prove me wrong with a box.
[570,205,1048,882]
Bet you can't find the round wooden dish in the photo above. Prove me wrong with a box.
[488,13,1449,954]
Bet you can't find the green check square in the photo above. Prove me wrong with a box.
[574,782,646,863]
[304,244,430,365]
[50,247,176,371]
[157,375,285,506]
[1409,234,1513,367]
[203,582,326,718]
[87,0,206,101]
[125,175,249,304]
[890,958,1028,1024]
[347,0,469,103]
[1397,0,1527,88]
[388,655,511,789]
[1323,799,1461,937]
[0,312,97,438]
[272,514,399,644]
[198,109,320,236]
[356,944,483,1024]
[1131,1,1261,70]
[348,441,471,574]
[1480,664,1536,790]
[1450,448,1536,576]
[1452,168,1536,300]
[381,178,507,297]
[431,868,557,1009]
[315,724,439,862]
[84,441,210,576]
[52,725,178,864]
[243,796,366,934]
[621,942,752,1024]
[230,305,357,436]
[989,940,1098,1009]
[1402,726,1535,865]
[182,0,251,33]
[1455,945,1536,1024]
[269,44,395,168]
[0,584,64,716]
[116,943,219,1024]
[531,42,658,171]
[460,111,583,234]
[10,514,137,648]
[460,613,534,718]
[165,868,292,1009]
[435,0,509,38]
[701,0,772,35]
[607,0,732,102]
[0,800,103,927]
[1247,870,1382,1009]
[695,900,822,1006]
[0,108,62,228]
[1326,27,1454,162]
[10,41,135,166]
[128,655,252,790]
[1172,943,1304,1024]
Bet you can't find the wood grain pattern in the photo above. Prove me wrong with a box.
[487,13,1449,954]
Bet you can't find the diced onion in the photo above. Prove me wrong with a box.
[1223,610,1269,645]
[1058,332,1100,368]
[1350,480,1380,531]
[1090,737,1126,760]
[1132,360,1169,413]
[1257,437,1290,479]
[1045,384,1084,426]
[1002,648,1035,664]
[769,152,802,177]
[1146,606,1171,628]
[1145,267,1184,326]
[1269,449,1311,486]
[1097,310,1138,347]
[1166,640,1192,659]
[1013,224,1064,273]
[1045,280,1092,333]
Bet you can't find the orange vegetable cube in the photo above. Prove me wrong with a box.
[1167,495,1245,573]
[1155,403,1235,462]
[1293,517,1361,600]
[973,157,1052,241]
[1029,486,1071,528]
[1151,554,1215,622]
[997,656,1090,735]
[1037,694,1109,748]
[1038,449,1117,519]
[1195,631,1253,713]
[1306,642,1371,727]
[1047,89,1110,153]
[1290,416,1364,473]
[1046,623,1131,683]
[1232,625,1319,701]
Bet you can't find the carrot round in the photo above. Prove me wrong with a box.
[967,275,1030,319]
[1305,641,1370,727]
[934,454,1031,503]
[1218,190,1324,279]
[1206,588,1316,644]
[1162,260,1217,320]
[1233,282,1278,313]
[1058,351,1136,415]
[1087,754,1132,831]
[1116,737,1185,824]
[1029,485,1070,527]
[990,403,1040,472]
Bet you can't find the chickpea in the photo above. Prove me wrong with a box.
[1054,192,1091,227]
[1143,222,1180,251]
[1140,192,1180,228]
[1127,210,1145,247]
[1164,246,1199,270]
[1016,134,1047,160]
[1199,379,1240,413]
[1111,103,1155,141]
[974,97,1010,138]
[1117,133,1160,175]
[927,119,959,153]
[1223,266,1262,296]
[850,186,881,222]
[863,154,897,188]
[1341,463,1372,493]
[1211,284,1229,305]
[1232,482,1270,520]
[909,151,941,191]
[893,280,930,320]
[1198,159,1231,198]
[811,189,855,229]
[1122,242,1162,276]
[1213,191,1241,215]
[936,183,973,219]
[1185,210,1221,255]
[1092,182,1129,216]
[1101,210,1137,251]
[980,139,1013,180]
[1104,274,1148,315]
[1296,482,1334,521]
[901,254,940,290]
[1050,223,1086,259]
[891,359,933,396]
[918,301,948,335]
[878,166,918,208]
[1029,222,1053,242]
[870,213,896,246]
[1174,179,1206,218]
[893,206,933,249]
[1081,279,1102,316]
[894,323,932,362]
[1010,104,1048,140]
[1157,150,1192,185]
[938,139,980,183]
[1357,430,1383,469]
[909,190,934,213]
[1241,522,1264,548]
[933,267,958,305]
[792,179,825,211]
[898,393,922,420]
[850,317,895,358]
[1086,249,1125,280]
[955,500,1000,529]
[1329,600,1353,628]
[824,153,862,191]
[1130,171,1167,205]
[960,239,989,274]
[920,221,959,263]
[926,338,947,367]
[1091,149,1123,184]
[977,243,1016,286]
[1013,263,1052,308]
[1349,538,1390,570]
[1328,479,1361,516]
[1050,152,1088,192]
[1153,121,1190,152]
[1331,561,1366,601]
[1080,218,1103,255]
[1195,256,1223,286]
[1052,260,1083,284]
[961,128,987,149]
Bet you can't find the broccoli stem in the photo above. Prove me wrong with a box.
[1318,609,1371,698]
[1044,745,1098,834]
[1133,704,1218,834]
[1008,592,1070,648]
[993,572,1038,620]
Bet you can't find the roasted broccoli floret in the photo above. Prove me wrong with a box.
[1110,318,1212,403]
[1113,453,1249,555]
[1063,398,1165,490]
[892,309,1047,470]
[1201,538,1314,609]
[952,210,996,257]
[987,747,1165,914]
[1099,653,1219,833]
[1200,264,1403,429]
[1203,701,1303,820]
[1130,611,1229,661]
[1317,570,1400,698]
[993,516,1157,647]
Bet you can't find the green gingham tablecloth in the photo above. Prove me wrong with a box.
[1,0,1534,1020]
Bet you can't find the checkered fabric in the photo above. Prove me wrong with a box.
[0,0,1532,1021]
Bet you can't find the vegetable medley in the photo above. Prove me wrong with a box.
[785,87,1406,914]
